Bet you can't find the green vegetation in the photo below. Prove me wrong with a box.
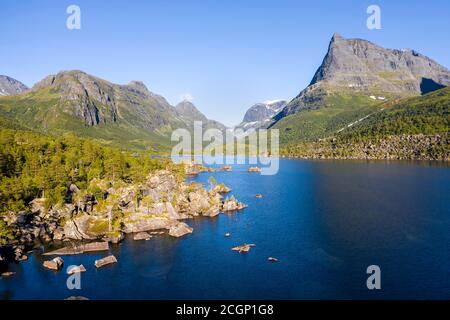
[0,128,180,219]
[273,93,383,144]
[338,87,450,142]
[281,88,450,159]
[0,89,172,152]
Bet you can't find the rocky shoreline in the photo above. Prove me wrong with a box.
[0,166,246,272]
[281,134,449,161]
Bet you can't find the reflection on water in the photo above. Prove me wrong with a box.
[1,159,449,299]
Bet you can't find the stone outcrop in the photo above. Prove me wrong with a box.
[283,133,449,161]
[95,255,117,268]
[0,169,247,263]
[222,196,248,212]
[44,242,109,256]
[133,232,152,241]
[232,244,256,253]
[43,257,64,271]
[168,222,193,238]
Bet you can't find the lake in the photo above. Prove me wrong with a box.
[1,159,449,299]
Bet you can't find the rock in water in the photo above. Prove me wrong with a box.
[222,196,248,212]
[133,232,152,241]
[67,265,87,274]
[231,244,256,253]
[169,222,193,238]
[43,242,109,256]
[43,257,64,271]
[95,255,117,268]
[212,184,231,194]
[268,257,279,262]
[65,296,89,300]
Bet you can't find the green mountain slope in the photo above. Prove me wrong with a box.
[0,70,225,152]
[281,87,450,160]
[272,93,384,143]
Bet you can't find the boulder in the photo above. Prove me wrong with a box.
[123,215,172,233]
[63,215,96,240]
[188,190,211,214]
[212,184,231,194]
[95,255,117,268]
[231,244,256,253]
[168,222,193,238]
[103,232,124,244]
[222,196,248,212]
[43,257,64,271]
[65,296,89,300]
[133,232,152,241]
[44,242,109,256]
[53,228,65,241]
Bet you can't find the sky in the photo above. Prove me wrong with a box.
[1,0,449,126]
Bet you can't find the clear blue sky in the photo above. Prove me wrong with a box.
[1,0,449,126]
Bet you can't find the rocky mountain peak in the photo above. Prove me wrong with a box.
[0,75,28,96]
[282,33,450,116]
[175,100,226,130]
[127,80,150,94]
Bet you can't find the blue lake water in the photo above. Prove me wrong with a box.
[1,159,449,300]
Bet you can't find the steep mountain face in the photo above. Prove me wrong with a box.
[282,33,450,116]
[0,75,28,96]
[30,70,180,129]
[0,70,195,150]
[175,100,226,131]
[235,100,286,131]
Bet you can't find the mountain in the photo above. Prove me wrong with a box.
[0,75,28,96]
[273,33,450,144]
[175,100,226,131]
[235,100,286,132]
[282,33,450,116]
[0,70,195,150]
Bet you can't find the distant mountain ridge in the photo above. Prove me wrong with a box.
[175,100,226,131]
[0,70,224,150]
[235,100,286,132]
[0,75,28,96]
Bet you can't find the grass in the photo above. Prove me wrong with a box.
[273,93,383,144]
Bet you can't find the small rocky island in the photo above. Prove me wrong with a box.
[0,166,246,267]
